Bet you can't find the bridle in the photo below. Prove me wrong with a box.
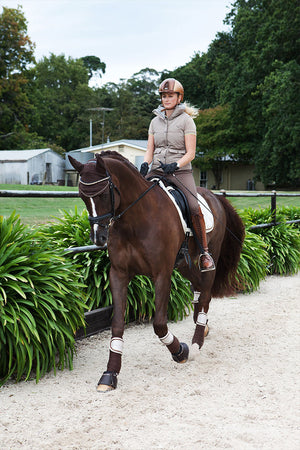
[79,170,160,229]
[79,170,119,229]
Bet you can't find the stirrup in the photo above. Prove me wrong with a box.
[198,252,215,272]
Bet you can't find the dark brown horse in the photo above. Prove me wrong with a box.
[69,151,245,392]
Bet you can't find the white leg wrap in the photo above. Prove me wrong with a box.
[192,291,201,304]
[196,309,207,326]
[110,337,124,355]
[160,331,174,346]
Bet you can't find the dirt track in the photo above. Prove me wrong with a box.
[1,273,299,449]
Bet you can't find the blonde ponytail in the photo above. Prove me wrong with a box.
[183,102,199,118]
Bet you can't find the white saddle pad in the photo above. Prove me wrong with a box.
[158,181,214,234]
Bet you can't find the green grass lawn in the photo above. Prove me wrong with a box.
[1,184,299,225]
[0,184,78,191]
[217,191,300,210]
[0,197,86,224]
[0,184,84,224]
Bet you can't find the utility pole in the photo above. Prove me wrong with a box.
[89,119,93,146]
[87,107,114,146]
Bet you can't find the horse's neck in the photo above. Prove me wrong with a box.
[110,160,150,207]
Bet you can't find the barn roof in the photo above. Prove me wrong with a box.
[0,148,52,162]
[80,139,148,153]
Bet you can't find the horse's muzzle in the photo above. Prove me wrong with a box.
[90,228,108,249]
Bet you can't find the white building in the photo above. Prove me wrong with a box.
[0,148,65,185]
[76,139,148,168]
[65,139,202,186]
[65,140,148,185]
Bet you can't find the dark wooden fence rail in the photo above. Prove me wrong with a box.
[1,189,300,234]
[0,190,79,197]
[1,189,299,337]
[216,190,300,229]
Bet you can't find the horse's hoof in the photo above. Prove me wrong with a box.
[204,324,209,337]
[96,371,118,392]
[96,383,115,392]
[190,342,200,360]
[172,342,189,363]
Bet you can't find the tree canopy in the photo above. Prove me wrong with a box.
[26,53,93,151]
[81,55,106,80]
[0,6,36,147]
[165,0,299,187]
[1,1,299,187]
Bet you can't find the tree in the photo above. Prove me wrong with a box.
[257,60,300,187]
[222,0,300,179]
[81,55,106,80]
[125,68,160,137]
[0,6,35,149]
[90,68,160,143]
[26,54,94,151]
[161,31,236,110]
[194,105,239,189]
[161,54,209,108]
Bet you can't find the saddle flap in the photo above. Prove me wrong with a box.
[197,193,214,232]
[154,179,214,234]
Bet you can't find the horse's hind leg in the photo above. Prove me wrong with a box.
[97,268,128,392]
[192,283,212,350]
[153,274,189,363]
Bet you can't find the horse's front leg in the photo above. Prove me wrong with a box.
[153,274,189,364]
[97,267,128,392]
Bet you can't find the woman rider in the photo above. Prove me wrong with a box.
[140,78,215,272]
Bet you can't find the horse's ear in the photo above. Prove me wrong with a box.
[95,153,107,172]
[68,155,84,173]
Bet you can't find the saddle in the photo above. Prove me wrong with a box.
[163,181,193,230]
[150,177,214,234]
[150,177,214,268]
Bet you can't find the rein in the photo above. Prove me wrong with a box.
[81,172,160,228]
[113,179,160,221]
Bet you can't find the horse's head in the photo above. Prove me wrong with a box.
[68,154,120,248]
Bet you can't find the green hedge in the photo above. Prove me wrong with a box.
[1,205,299,385]
[237,207,300,291]
[40,208,193,322]
[40,206,299,305]
[236,231,270,293]
[0,213,86,386]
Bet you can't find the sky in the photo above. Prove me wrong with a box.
[2,0,233,86]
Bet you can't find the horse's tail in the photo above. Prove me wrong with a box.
[211,195,245,297]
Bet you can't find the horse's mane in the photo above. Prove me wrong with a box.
[100,150,142,176]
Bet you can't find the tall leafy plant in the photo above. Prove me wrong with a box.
[40,208,193,322]
[0,213,86,385]
[255,224,300,275]
[236,232,270,293]
[239,207,300,277]
[279,206,300,224]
